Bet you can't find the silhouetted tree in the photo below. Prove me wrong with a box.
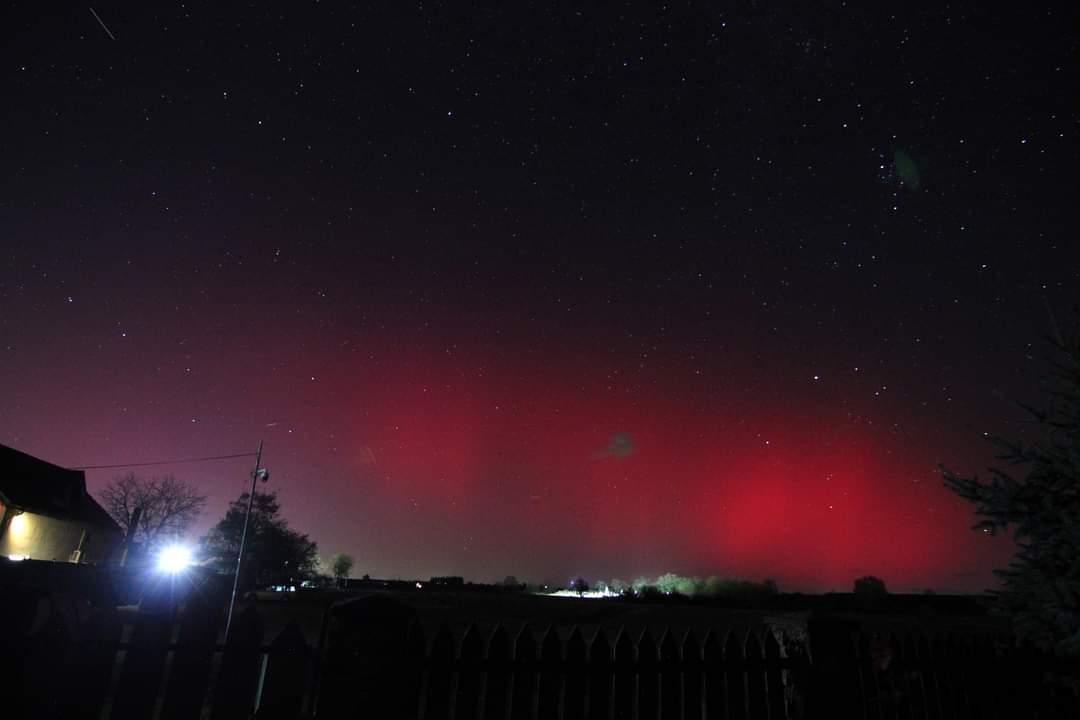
[853,576,888,596]
[655,572,685,595]
[943,330,1080,655]
[202,491,318,588]
[98,473,205,548]
[631,574,780,599]
[570,577,590,596]
[331,553,354,580]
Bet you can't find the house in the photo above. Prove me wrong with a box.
[0,444,122,564]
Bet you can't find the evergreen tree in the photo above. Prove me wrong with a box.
[942,331,1080,655]
[203,491,319,588]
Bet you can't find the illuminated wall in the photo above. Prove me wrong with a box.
[0,510,111,563]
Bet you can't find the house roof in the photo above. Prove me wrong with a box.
[0,444,121,534]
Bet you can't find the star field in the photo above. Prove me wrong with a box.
[1,2,1077,590]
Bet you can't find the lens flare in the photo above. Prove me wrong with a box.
[156,544,193,574]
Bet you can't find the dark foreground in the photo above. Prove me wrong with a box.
[3,560,1078,719]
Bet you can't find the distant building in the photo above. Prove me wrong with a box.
[0,444,121,563]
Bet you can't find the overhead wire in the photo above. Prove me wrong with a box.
[72,451,257,470]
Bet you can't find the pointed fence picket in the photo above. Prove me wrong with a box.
[682,631,704,720]
[111,610,171,720]
[588,628,613,719]
[257,620,311,719]
[17,598,300,720]
[487,625,513,719]
[659,629,681,719]
[613,629,636,720]
[375,623,803,720]
[512,625,540,720]
[7,585,1080,720]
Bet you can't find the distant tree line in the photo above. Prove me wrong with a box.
[599,573,781,600]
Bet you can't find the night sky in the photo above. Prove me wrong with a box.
[3,2,1077,591]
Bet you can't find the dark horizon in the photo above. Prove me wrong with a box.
[4,2,1077,592]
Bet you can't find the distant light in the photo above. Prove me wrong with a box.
[156,544,193,574]
[415,582,423,589]
[543,588,621,599]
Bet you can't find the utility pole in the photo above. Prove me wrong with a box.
[119,505,143,567]
[224,440,267,643]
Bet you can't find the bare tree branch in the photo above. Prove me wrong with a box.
[97,473,206,547]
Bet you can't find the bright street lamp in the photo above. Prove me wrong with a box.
[156,544,193,574]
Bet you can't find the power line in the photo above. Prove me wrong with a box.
[72,451,257,471]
